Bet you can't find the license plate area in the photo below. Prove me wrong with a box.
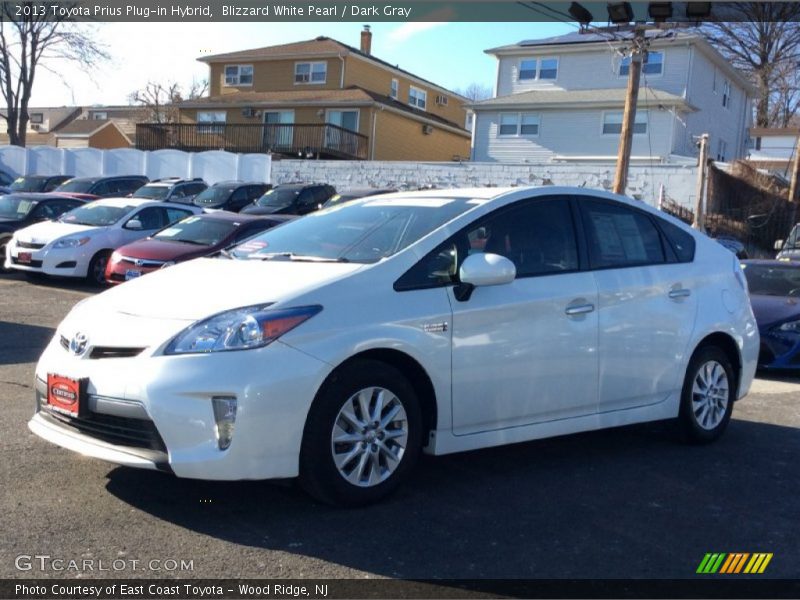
[125,269,141,280]
[46,374,86,417]
[18,252,32,264]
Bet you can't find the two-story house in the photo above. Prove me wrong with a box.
[157,27,471,161]
[469,30,754,164]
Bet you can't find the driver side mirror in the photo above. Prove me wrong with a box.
[125,219,143,230]
[774,239,784,251]
[454,252,516,302]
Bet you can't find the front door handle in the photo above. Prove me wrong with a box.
[565,303,595,316]
[668,288,691,299]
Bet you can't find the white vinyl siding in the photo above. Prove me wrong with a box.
[294,62,326,84]
[224,65,253,86]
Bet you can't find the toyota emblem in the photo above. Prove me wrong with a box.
[69,332,89,356]
[135,259,144,267]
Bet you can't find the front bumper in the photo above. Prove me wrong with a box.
[31,332,331,480]
[5,239,91,278]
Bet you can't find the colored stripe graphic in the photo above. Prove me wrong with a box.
[700,553,773,574]
[720,553,750,573]
[697,553,727,573]
[744,553,773,574]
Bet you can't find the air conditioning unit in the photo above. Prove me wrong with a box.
[30,123,41,131]
[435,95,448,106]
[422,124,433,135]
[241,107,256,118]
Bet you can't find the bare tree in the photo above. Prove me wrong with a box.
[0,4,108,146]
[455,82,493,102]
[703,3,800,127]
[129,79,208,124]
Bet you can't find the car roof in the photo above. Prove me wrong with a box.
[273,183,329,190]
[86,197,160,208]
[742,259,800,266]
[66,175,148,183]
[192,212,284,224]
[3,192,85,201]
[210,180,266,187]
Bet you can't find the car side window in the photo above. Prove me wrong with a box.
[171,186,187,198]
[229,188,248,204]
[248,186,267,200]
[395,196,579,291]
[166,208,193,224]
[91,181,111,196]
[581,199,665,269]
[131,207,166,230]
[30,203,56,220]
[655,217,695,263]
[118,179,145,195]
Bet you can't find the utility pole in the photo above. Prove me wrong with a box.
[612,27,646,195]
[692,133,709,231]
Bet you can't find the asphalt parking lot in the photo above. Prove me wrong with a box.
[1,272,798,582]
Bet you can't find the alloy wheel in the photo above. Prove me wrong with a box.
[691,360,730,431]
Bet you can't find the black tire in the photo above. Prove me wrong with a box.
[678,346,735,444]
[87,251,111,286]
[0,235,11,274]
[299,359,422,507]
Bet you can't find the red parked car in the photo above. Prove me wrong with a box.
[105,212,293,284]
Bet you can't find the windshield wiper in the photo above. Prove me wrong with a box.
[253,252,349,263]
[171,239,206,245]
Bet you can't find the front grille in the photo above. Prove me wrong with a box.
[11,257,42,267]
[89,347,145,359]
[118,255,165,268]
[40,406,167,452]
[109,272,125,282]
[17,241,45,249]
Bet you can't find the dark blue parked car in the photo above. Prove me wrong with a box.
[741,259,800,369]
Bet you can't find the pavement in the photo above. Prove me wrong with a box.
[1,272,798,581]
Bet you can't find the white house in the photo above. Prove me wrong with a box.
[469,30,754,164]
[747,127,798,170]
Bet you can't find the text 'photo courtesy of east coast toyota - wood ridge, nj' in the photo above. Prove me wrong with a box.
[1,2,799,600]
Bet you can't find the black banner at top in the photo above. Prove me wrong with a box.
[0,1,796,22]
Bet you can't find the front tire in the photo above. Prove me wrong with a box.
[87,251,110,286]
[679,346,735,443]
[299,360,422,507]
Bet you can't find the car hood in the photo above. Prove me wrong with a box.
[749,294,800,329]
[243,204,290,215]
[16,220,96,243]
[92,256,365,321]
[116,238,213,262]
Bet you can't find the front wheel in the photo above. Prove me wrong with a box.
[299,360,422,507]
[678,346,735,443]
[87,251,110,286]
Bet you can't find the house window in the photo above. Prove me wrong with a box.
[409,86,427,110]
[539,58,558,79]
[29,113,43,124]
[90,111,107,120]
[224,65,253,86]
[390,79,398,99]
[602,111,648,135]
[716,139,728,161]
[498,113,540,136]
[295,62,326,84]
[619,51,663,76]
[722,80,731,108]
[519,59,537,81]
[197,111,226,134]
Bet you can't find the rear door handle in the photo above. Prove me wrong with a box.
[565,303,595,316]
[668,289,691,299]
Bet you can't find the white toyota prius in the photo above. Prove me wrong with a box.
[29,187,759,506]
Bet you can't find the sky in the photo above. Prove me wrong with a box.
[29,21,574,107]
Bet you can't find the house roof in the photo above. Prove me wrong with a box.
[486,29,680,53]
[179,86,469,133]
[468,87,696,111]
[199,36,468,102]
[54,119,132,144]
[749,127,800,137]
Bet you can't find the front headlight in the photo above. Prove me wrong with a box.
[164,304,322,355]
[53,236,90,249]
[778,320,800,333]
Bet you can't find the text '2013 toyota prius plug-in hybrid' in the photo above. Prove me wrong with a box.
[30,187,758,506]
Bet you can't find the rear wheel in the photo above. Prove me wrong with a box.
[87,251,110,286]
[679,346,735,443]
[299,360,422,507]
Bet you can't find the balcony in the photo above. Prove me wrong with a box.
[135,123,369,160]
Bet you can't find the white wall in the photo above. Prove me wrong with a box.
[271,159,699,208]
[0,146,271,185]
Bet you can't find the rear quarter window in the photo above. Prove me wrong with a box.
[656,217,696,263]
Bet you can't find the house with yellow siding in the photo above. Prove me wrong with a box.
[140,27,471,161]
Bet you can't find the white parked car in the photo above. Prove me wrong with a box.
[5,198,200,284]
[29,187,759,506]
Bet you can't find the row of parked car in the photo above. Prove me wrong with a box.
[0,172,396,285]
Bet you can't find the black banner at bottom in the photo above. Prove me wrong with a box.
[4,579,800,599]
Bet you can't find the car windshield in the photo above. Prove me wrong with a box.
[9,177,44,192]
[784,225,800,249]
[132,185,170,199]
[743,263,800,296]
[194,186,236,205]
[0,195,37,219]
[56,180,94,193]
[256,188,300,207]
[155,216,237,246]
[230,196,480,264]
[60,203,134,226]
